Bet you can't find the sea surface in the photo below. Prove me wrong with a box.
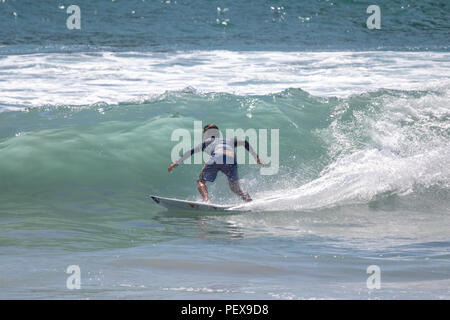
[0,0,449,299]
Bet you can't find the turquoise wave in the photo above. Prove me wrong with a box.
[0,87,448,211]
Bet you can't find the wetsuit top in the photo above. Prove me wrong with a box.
[176,137,258,165]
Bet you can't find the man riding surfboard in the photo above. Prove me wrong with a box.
[168,124,265,203]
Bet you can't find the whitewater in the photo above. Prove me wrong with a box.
[1,51,450,110]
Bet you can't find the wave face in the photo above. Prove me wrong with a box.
[0,0,449,53]
[1,84,449,214]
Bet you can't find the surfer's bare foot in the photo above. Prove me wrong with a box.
[242,192,252,202]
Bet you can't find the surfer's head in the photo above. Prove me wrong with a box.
[203,124,219,140]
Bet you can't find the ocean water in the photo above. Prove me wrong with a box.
[0,0,449,299]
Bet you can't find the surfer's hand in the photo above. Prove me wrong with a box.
[257,157,266,166]
[168,163,178,172]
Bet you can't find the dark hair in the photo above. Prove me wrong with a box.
[203,124,219,133]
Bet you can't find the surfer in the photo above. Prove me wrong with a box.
[168,124,265,203]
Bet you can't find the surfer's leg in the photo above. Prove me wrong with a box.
[197,179,210,203]
[198,161,218,203]
[221,163,252,202]
[228,180,252,202]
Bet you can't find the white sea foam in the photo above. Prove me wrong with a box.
[232,86,450,213]
[239,146,450,212]
[0,51,449,110]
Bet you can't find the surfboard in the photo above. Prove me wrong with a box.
[150,194,234,211]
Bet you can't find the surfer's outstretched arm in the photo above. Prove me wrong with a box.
[234,138,265,165]
[168,139,213,172]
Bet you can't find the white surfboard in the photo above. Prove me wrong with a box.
[150,194,234,211]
